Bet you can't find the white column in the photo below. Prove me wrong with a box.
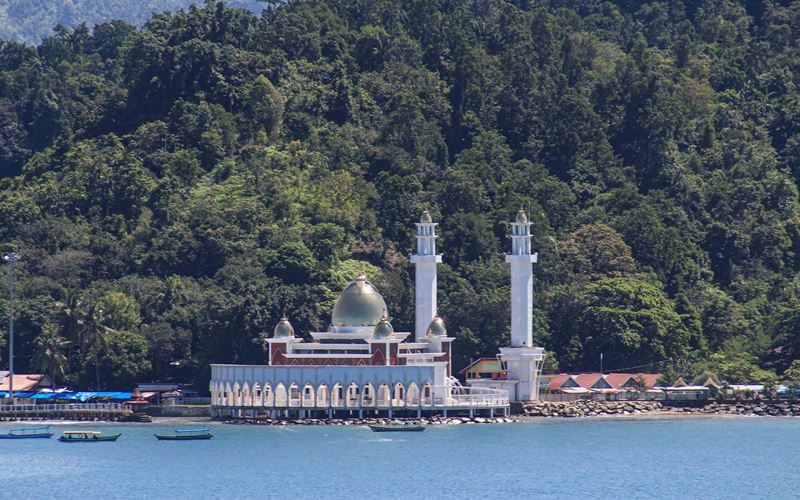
[500,209,545,401]
[410,211,442,342]
[505,210,537,347]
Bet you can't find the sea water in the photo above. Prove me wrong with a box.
[1,417,798,499]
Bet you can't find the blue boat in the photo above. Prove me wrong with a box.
[0,426,53,439]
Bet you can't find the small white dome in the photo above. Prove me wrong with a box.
[373,317,394,338]
[426,317,447,337]
[273,317,295,338]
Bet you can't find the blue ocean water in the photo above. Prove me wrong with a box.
[1,417,797,500]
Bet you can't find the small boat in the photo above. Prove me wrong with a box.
[155,428,214,441]
[0,426,53,439]
[368,422,426,432]
[59,431,121,442]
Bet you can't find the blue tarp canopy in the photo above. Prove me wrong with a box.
[30,393,79,400]
[2,391,134,401]
[73,392,133,401]
[0,391,36,398]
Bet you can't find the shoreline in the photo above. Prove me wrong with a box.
[2,411,800,427]
[6,400,800,426]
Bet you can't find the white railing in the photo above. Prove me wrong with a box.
[440,385,509,408]
[0,403,128,413]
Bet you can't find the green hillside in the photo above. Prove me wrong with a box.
[0,0,267,45]
[1,0,799,390]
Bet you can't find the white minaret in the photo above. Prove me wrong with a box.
[505,208,537,347]
[500,208,545,400]
[410,211,442,341]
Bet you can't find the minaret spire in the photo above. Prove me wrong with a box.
[411,210,442,341]
[506,208,537,347]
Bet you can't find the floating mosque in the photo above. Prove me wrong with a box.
[210,211,545,419]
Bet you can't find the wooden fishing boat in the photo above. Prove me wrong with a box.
[368,422,426,432]
[59,430,121,442]
[155,428,214,441]
[0,425,53,439]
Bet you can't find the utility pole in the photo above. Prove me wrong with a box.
[600,353,604,374]
[4,253,20,403]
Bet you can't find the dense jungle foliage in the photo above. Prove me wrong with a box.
[1,0,800,390]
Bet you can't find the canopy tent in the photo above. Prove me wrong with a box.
[73,392,133,401]
[30,393,78,400]
[0,391,37,398]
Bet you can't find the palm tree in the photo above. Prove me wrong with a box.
[80,305,116,390]
[55,290,85,342]
[55,289,87,377]
[32,324,71,389]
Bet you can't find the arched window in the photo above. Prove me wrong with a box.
[393,383,405,407]
[406,383,420,406]
[332,383,344,408]
[362,384,375,407]
[302,384,316,407]
[346,383,360,407]
[316,384,329,407]
[274,384,288,407]
[289,384,301,407]
[377,384,391,407]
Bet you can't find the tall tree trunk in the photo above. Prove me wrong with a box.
[95,351,100,390]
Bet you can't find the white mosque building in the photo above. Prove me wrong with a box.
[210,210,545,419]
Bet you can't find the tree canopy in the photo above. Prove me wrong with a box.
[2,0,800,389]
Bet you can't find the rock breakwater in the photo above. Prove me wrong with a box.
[522,399,800,418]
[522,400,663,417]
[668,401,800,416]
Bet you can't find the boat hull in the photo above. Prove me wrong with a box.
[368,425,426,432]
[155,434,213,440]
[0,433,53,439]
[59,434,121,442]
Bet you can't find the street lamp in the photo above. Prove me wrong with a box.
[4,252,19,403]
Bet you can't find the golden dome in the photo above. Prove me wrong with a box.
[273,317,295,338]
[330,275,389,328]
[426,317,447,337]
[373,317,394,338]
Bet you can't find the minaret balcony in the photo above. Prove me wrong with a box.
[505,253,538,263]
[411,254,442,263]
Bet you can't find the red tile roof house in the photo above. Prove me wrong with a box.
[0,372,52,392]
[546,373,662,399]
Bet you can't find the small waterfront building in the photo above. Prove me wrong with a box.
[210,212,523,419]
[662,386,710,400]
[0,372,52,393]
[460,358,506,381]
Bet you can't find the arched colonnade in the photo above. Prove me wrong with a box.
[211,381,432,409]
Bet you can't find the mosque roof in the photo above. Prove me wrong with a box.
[330,275,389,328]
